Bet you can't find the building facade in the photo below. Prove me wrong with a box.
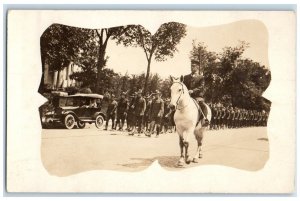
[43,61,82,90]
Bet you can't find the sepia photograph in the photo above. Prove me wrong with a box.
[39,20,271,175]
[6,10,296,193]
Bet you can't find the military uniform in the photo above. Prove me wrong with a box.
[130,91,146,135]
[234,108,239,128]
[127,95,137,131]
[147,93,164,137]
[211,104,217,130]
[104,96,117,130]
[144,97,153,132]
[216,107,222,129]
[116,94,129,131]
[220,107,226,129]
[183,72,209,126]
[249,110,254,127]
[162,100,171,133]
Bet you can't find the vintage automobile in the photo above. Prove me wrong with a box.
[42,93,106,129]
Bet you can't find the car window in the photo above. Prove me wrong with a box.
[57,97,77,107]
[59,97,68,107]
[66,98,74,106]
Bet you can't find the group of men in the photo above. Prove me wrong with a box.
[103,89,175,137]
[102,58,269,134]
[209,103,269,130]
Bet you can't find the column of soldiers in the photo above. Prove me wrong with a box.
[103,91,269,133]
[209,103,269,130]
[103,89,176,137]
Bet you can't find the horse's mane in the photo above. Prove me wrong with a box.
[171,81,189,95]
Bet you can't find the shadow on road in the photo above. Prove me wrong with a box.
[119,156,179,169]
[257,137,268,141]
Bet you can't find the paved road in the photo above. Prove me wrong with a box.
[41,125,269,176]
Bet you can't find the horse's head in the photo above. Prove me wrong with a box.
[169,76,189,108]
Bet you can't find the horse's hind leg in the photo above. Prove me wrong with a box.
[193,128,203,163]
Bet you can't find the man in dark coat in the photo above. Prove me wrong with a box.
[126,92,137,132]
[146,90,164,137]
[116,92,129,131]
[129,89,146,135]
[144,93,153,132]
[104,94,117,131]
[183,59,209,126]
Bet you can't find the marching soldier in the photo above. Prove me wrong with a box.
[234,108,240,128]
[104,94,118,131]
[116,92,129,131]
[239,109,244,128]
[210,103,217,130]
[257,111,263,127]
[249,110,254,127]
[216,105,222,130]
[262,111,268,127]
[253,110,258,127]
[129,89,146,136]
[228,107,234,129]
[162,98,171,133]
[146,90,164,137]
[144,93,153,133]
[220,106,226,129]
[224,106,231,129]
[126,92,137,132]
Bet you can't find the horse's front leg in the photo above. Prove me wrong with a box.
[183,140,193,164]
[177,137,185,167]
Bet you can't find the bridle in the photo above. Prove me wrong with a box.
[172,81,188,110]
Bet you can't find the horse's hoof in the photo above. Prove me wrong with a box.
[185,156,192,164]
[177,161,185,167]
[198,154,203,158]
[192,158,199,163]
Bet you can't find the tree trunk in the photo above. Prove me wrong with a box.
[96,46,106,93]
[56,70,61,89]
[143,59,151,95]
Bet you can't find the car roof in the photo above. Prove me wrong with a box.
[68,93,104,99]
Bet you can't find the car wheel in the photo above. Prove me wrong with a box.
[64,114,76,129]
[95,115,104,129]
[77,121,86,129]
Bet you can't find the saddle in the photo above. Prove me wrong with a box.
[192,98,209,127]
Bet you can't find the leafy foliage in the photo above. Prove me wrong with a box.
[190,41,271,111]
[40,24,92,72]
[113,22,187,94]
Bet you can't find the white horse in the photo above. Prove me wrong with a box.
[170,76,212,167]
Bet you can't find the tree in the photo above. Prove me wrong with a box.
[216,42,271,110]
[113,22,187,95]
[92,26,133,92]
[189,40,271,111]
[190,41,218,72]
[159,78,172,98]
[40,24,134,94]
[189,41,219,102]
[40,24,92,93]
[40,24,91,72]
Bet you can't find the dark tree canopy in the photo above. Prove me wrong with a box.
[190,41,271,111]
[40,24,92,72]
